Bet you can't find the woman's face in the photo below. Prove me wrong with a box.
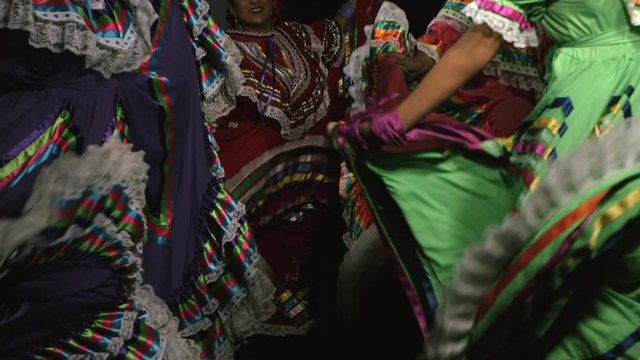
[229,0,273,33]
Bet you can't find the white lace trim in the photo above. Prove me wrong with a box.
[416,41,440,63]
[275,23,330,141]
[0,140,196,359]
[200,23,245,122]
[221,202,246,247]
[69,354,109,360]
[427,118,640,359]
[462,2,538,48]
[240,81,330,140]
[482,59,543,93]
[376,1,411,39]
[429,8,472,33]
[416,5,541,93]
[233,38,331,141]
[174,253,276,348]
[135,285,200,360]
[628,0,640,26]
[345,1,417,115]
[0,139,148,271]
[0,0,157,78]
[0,139,270,358]
[219,255,277,340]
[369,1,416,57]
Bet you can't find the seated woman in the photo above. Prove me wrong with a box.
[338,0,542,313]
[212,0,352,340]
[335,0,640,358]
[0,0,275,358]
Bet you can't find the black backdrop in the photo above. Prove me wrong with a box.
[280,0,446,37]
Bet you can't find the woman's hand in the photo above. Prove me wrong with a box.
[358,120,371,138]
[387,51,435,80]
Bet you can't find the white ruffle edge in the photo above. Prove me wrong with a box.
[344,1,416,115]
[0,140,197,359]
[426,118,640,359]
[0,139,276,358]
[227,25,331,141]
[195,0,245,122]
[135,285,201,359]
[415,41,440,63]
[177,206,277,347]
[482,59,543,93]
[178,255,276,350]
[418,7,543,94]
[0,0,157,78]
[0,139,149,270]
[461,2,538,48]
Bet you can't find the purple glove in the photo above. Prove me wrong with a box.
[338,93,407,152]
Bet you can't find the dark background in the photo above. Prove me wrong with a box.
[281,0,444,37]
[211,0,446,37]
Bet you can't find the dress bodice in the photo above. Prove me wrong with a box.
[541,0,638,46]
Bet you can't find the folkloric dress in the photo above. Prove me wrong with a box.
[337,2,640,359]
[212,18,346,336]
[0,0,275,358]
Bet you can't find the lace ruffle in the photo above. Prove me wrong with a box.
[237,84,331,141]
[185,0,245,121]
[0,0,157,78]
[345,1,416,115]
[462,2,538,48]
[369,1,416,57]
[419,2,541,93]
[227,23,332,141]
[427,119,640,359]
[201,34,244,121]
[375,0,411,37]
[0,139,148,270]
[0,140,198,359]
[179,248,276,341]
[416,41,441,63]
[222,255,277,340]
[429,7,472,33]
[135,285,200,360]
[237,53,331,141]
[482,58,543,93]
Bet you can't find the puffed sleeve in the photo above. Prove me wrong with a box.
[416,0,473,63]
[309,19,345,69]
[461,0,547,47]
[180,0,244,121]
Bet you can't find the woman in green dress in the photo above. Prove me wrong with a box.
[335,0,640,358]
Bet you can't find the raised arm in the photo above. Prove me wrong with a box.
[396,23,502,130]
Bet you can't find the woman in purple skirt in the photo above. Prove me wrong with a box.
[0,0,275,358]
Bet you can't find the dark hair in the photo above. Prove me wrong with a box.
[225,3,236,29]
